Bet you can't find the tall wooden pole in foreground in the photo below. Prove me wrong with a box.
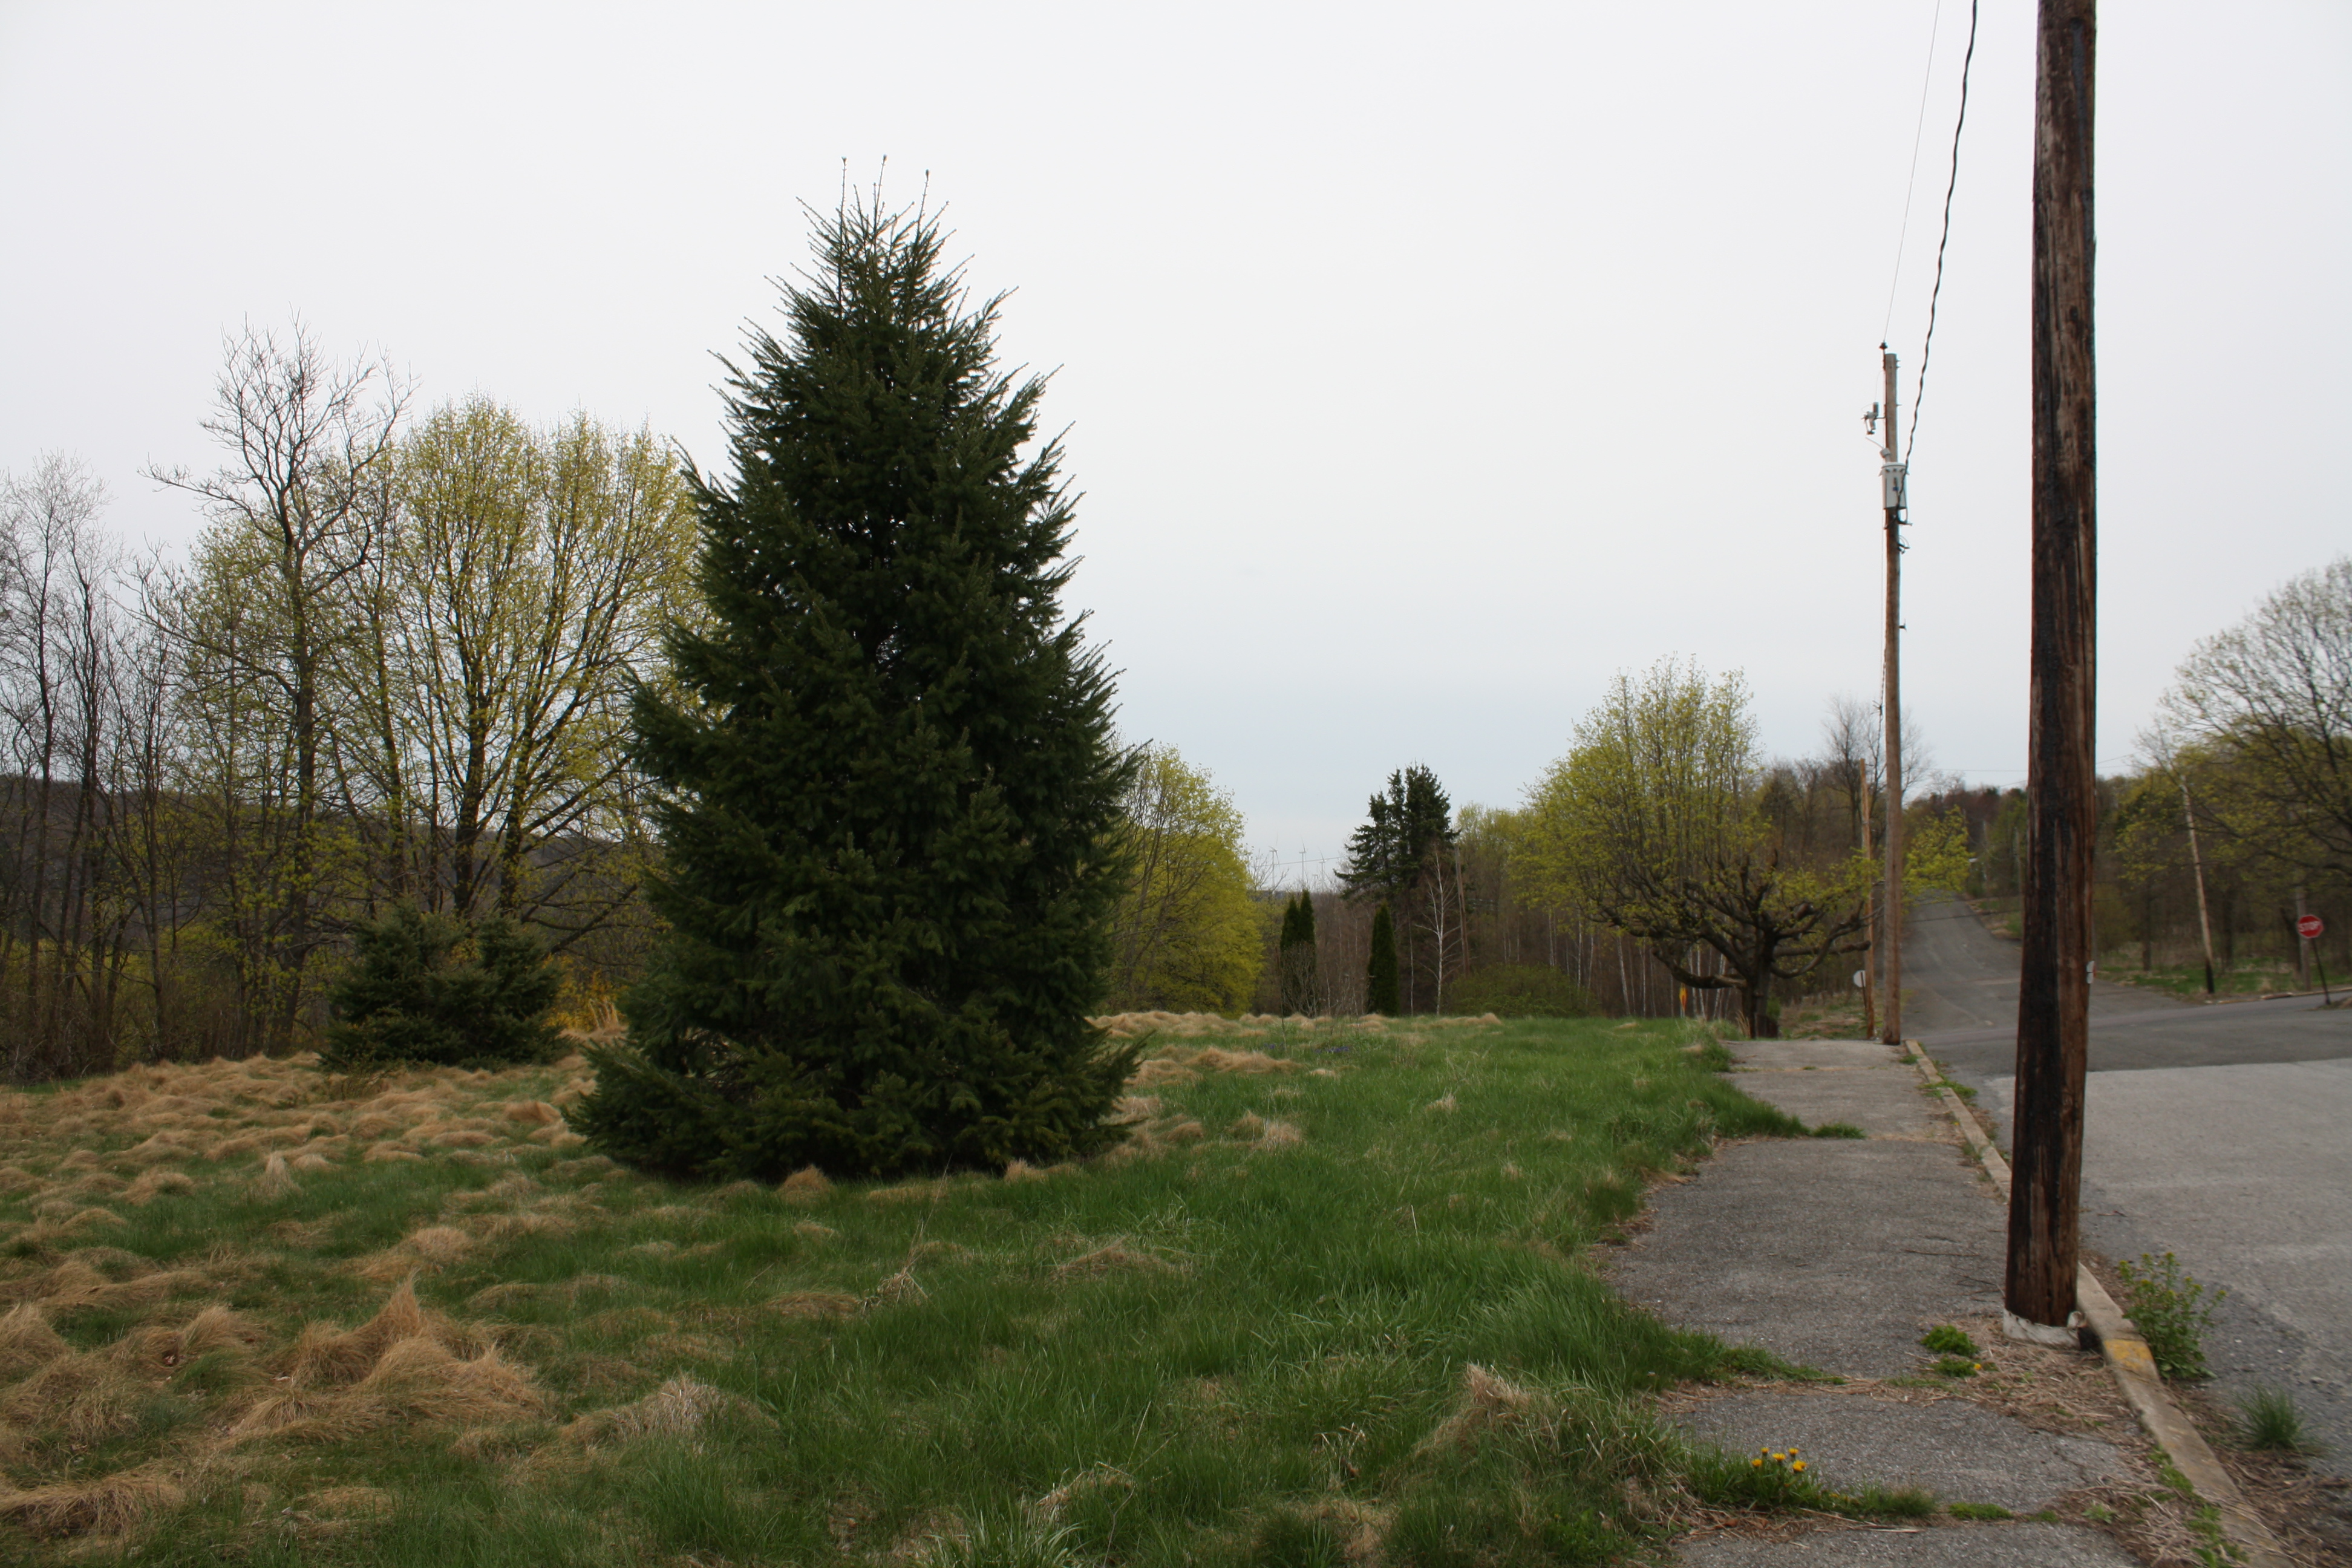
[1880,350,1906,1047]
[2008,0,2098,1331]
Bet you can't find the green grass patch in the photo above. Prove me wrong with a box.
[1946,1501,2013,1520]
[2102,959,2300,1000]
[2234,1385,2318,1453]
[1809,1122,1867,1140]
[1683,1448,1931,1518]
[1920,1324,1979,1357]
[0,1015,1826,1564]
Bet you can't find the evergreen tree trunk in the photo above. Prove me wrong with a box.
[1367,904,1400,1015]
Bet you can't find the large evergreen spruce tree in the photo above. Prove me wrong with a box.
[574,198,1135,1180]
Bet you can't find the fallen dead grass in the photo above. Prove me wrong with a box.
[558,1373,770,1448]
[1051,1243,1181,1280]
[1415,1361,1543,1455]
[0,1463,186,1541]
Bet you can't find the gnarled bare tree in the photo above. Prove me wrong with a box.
[1519,661,1872,1036]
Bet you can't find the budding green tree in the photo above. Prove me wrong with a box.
[1520,660,1871,1035]
[1103,745,1261,1014]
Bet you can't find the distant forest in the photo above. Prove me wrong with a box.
[3,316,2345,1080]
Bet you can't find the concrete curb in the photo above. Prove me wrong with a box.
[1905,1044,2292,1568]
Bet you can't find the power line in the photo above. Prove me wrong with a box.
[1880,0,1947,344]
[1906,0,1979,465]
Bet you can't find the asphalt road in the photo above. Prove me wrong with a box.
[1904,893,2352,1474]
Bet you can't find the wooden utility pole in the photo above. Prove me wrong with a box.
[2008,0,2097,1332]
[2182,782,2219,995]
[1860,798,1877,1040]
[1879,349,1907,1045]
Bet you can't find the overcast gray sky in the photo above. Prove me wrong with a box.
[4,1,2347,878]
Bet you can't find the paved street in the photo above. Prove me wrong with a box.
[1904,893,2352,1474]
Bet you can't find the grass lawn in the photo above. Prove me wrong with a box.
[0,1014,1828,1566]
[2097,958,2307,1000]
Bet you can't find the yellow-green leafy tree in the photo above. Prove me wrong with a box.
[1518,660,1873,1035]
[1104,745,1262,1013]
[1903,805,1975,897]
[341,397,697,933]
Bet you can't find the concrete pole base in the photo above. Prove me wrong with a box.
[2001,1308,2086,1348]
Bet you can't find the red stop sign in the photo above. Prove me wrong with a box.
[2299,913,2326,940]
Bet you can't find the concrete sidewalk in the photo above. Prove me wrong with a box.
[1612,1040,2158,1566]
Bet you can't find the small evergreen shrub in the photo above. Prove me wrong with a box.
[2115,1251,2226,1379]
[321,905,563,1071]
[1446,964,1596,1019]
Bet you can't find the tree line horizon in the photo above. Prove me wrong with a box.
[0,197,2343,1113]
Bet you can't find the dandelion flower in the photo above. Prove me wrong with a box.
[1751,1459,1763,1469]
[1792,1460,1806,1472]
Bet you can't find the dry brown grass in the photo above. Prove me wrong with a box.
[0,1463,186,1541]
[1051,1243,1180,1281]
[112,1304,269,1374]
[780,1165,833,1205]
[236,1335,546,1444]
[122,1169,196,1205]
[29,1259,207,1315]
[1227,1112,1305,1151]
[1032,1461,1135,1521]
[1,1349,150,1446]
[558,1373,770,1448]
[1415,1362,1543,1455]
[254,1151,299,1200]
[0,1304,68,1379]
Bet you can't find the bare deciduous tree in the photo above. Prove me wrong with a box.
[2157,557,2352,881]
[147,320,407,1049]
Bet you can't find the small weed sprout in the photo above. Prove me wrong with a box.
[1809,1122,1867,1140]
[1920,1325,1979,1357]
[2235,1385,2315,1453]
[1931,1355,1982,1378]
[2115,1251,2226,1379]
